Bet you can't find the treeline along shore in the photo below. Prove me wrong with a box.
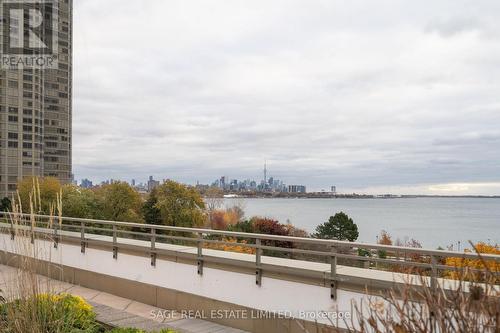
[206,192,500,199]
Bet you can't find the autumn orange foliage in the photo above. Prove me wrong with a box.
[445,242,500,281]
[209,208,242,230]
[205,237,256,255]
[378,230,392,245]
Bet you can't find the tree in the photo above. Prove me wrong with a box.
[154,180,206,227]
[94,182,143,223]
[236,217,295,252]
[313,212,359,241]
[205,186,224,228]
[285,224,309,238]
[61,184,99,219]
[205,186,224,212]
[252,217,289,237]
[17,177,61,214]
[378,230,393,245]
[0,197,11,212]
[228,219,254,234]
[142,188,162,225]
[391,236,425,273]
[210,210,228,230]
[227,201,245,222]
[377,230,392,259]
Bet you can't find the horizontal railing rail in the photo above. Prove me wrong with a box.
[2,212,497,259]
[1,212,499,300]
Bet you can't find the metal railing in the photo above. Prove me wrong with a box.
[1,212,499,300]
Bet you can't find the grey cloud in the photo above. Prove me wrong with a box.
[425,17,481,37]
[72,0,500,194]
[433,132,500,147]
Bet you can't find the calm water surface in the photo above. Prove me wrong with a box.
[223,197,500,249]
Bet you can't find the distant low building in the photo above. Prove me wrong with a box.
[288,185,306,194]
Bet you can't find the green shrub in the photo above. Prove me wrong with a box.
[357,248,372,257]
[57,293,97,331]
[0,293,99,333]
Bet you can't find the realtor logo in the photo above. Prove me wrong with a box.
[1,0,59,69]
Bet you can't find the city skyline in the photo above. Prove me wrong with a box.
[72,1,500,195]
[78,164,307,194]
[76,170,500,197]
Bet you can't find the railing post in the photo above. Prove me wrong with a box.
[53,221,59,249]
[150,228,156,267]
[429,255,438,331]
[330,245,338,300]
[255,238,263,286]
[197,232,203,275]
[112,225,118,259]
[430,255,438,291]
[80,221,86,253]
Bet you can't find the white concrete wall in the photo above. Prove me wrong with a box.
[0,233,367,326]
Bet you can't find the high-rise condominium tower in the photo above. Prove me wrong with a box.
[0,0,72,199]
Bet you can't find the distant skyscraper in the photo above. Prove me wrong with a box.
[81,178,93,189]
[288,185,307,194]
[147,176,159,192]
[0,0,73,198]
[263,161,267,184]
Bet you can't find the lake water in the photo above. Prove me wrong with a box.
[223,197,500,249]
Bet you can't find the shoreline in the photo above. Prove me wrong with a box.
[219,194,500,199]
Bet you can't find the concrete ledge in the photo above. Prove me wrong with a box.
[0,264,248,333]
[0,250,339,333]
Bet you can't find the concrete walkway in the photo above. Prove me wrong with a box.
[0,264,247,333]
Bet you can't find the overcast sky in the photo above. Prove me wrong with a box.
[73,0,500,195]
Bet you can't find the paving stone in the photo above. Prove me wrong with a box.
[125,300,176,322]
[92,291,132,310]
[109,315,151,327]
[67,285,101,299]
[96,309,133,323]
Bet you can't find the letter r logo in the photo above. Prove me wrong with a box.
[9,8,48,49]
[2,1,56,54]
[1,0,60,69]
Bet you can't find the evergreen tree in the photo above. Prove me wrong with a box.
[142,189,162,225]
[0,197,11,212]
[313,212,359,241]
